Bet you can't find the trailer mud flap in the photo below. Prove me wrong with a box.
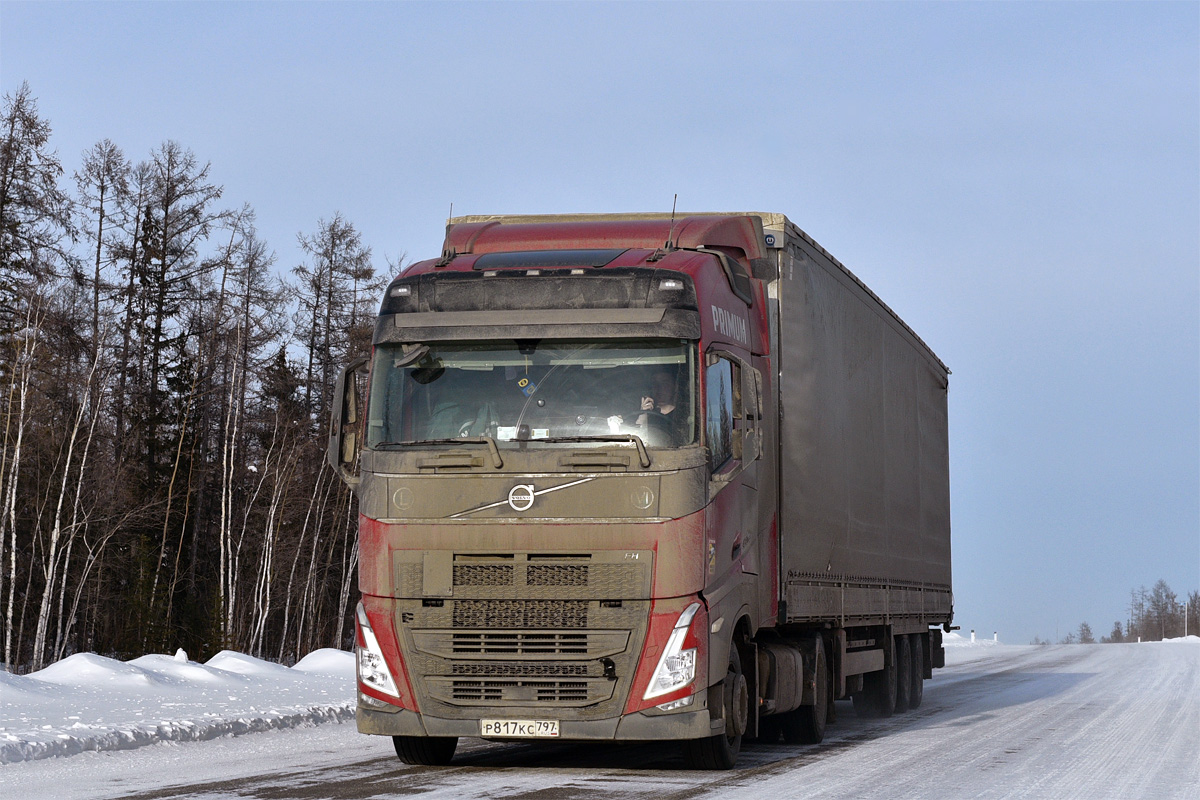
[931,628,945,670]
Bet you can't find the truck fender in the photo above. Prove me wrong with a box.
[705,601,754,690]
[705,608,755,735]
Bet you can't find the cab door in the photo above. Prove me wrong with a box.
[703,350,763,583]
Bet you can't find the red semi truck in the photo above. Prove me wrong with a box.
[329,212,953,769]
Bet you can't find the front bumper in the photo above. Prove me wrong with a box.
[357,698,721,741]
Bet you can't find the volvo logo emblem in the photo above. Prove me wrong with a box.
[451,478,592,519]
[507,484,536,512]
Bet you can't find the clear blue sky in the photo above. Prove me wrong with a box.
[3,1,1197,644]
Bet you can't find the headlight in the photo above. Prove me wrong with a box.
[356,603,399,698]
[643,602,701,700]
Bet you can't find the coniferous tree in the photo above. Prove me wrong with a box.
[0,83,78,669]
[0,85,406,668]
[0,82,74,305]
[74,140,129,383]
[294,214,379,427]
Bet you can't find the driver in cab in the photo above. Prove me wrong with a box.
[607,370,677,432]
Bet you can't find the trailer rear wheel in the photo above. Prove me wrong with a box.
[392,735,458,766]
[908,633,925,710]
[853,635,897,718]
[683,644,746,769]
[780,638,827,744]
[894,635,912,713]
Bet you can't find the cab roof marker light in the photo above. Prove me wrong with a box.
[570,268,586,275]
[389,285,411,297]
[643,602,702,700]
[526,269,541,276]
[355,603,399,698]
[483,270,498,277]
[659,279,684,291]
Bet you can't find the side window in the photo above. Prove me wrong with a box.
[705,354,741,471]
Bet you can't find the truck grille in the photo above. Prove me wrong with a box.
[451,631,588,655]
[391,555,650,712]
[451,663,590,677]
[430,679,612,705]
[454,564,513,586]
[412,629,629,659]
[526,564,588,586]
[395,555,649,599]
[451,564,590,587]
[453,599,587,628]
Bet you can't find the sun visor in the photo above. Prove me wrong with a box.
[375,308,700,344]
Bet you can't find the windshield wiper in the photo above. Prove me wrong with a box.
[527,434,651,469]
[375,437,503,468]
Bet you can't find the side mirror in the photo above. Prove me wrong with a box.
[328,356,369,487]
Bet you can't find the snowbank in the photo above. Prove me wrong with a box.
[942,630,1002,647]
[939,630,1036,667]
[0,648,355,763]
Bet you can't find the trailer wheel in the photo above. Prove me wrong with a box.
[392,735,458,766]
[894,635,912,713]
[854,635,897,718]
[908,633,924,710]
[683,644,746,769]
[780,638,827,744]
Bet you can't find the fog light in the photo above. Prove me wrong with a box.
[359,691,392,709]
[656,695,694,712]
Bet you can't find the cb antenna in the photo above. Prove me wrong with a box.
[448,202,454,225]
[649,194,678,263]
[665,193,679,249]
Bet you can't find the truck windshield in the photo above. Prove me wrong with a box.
[366,339,696,449]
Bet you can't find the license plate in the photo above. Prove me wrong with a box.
[480,719,560,738]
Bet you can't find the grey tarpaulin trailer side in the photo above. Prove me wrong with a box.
[753,212,952,628]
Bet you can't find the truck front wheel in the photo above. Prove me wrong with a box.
[683,644,746,769]
[393,735,458,766]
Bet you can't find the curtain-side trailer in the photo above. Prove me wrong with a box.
[329,212,953,769]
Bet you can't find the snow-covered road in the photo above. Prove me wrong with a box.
[2,638,1197,799]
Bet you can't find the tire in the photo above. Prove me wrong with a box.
[854,634,897,718]
[908,633,924,710]
[684,643,747,770]
[894,635,912,713]
[780,637,827,744]
[393,735,458,766]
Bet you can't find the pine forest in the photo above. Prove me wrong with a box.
[0,84,388,671]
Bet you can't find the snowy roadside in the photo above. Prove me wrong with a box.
[4,633,1195,767]
[0,648,355,764]
[0,630,1015,765]
[940,629,1028,666]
